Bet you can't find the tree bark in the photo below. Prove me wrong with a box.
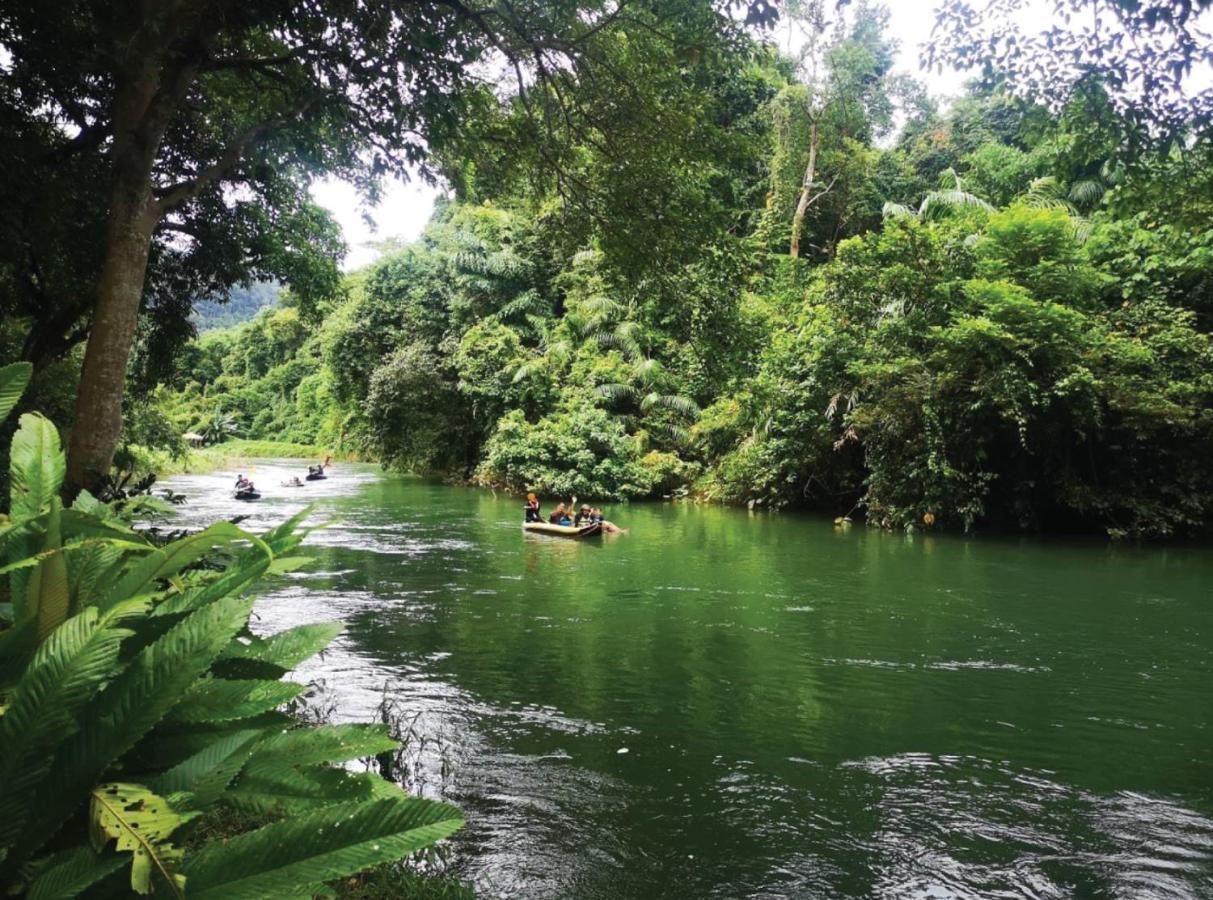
[66,187,158,491]
[65,56,179,493]
[789,120,818,259]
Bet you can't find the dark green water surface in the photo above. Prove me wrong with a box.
[164,463,1213,898]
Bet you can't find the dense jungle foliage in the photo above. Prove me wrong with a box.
[4,1,1212,538]
[141,7,1213,538]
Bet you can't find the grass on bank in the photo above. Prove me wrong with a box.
[129,438,356,476]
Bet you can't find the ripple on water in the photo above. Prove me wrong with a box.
[836,753,1213,899]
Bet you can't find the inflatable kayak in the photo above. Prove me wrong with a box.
[523,521,602,538]
[233,489,261,501]
[305,473,326,481]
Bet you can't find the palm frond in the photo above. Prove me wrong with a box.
[918,189,994,219]
[1068,178,1105,209]
[633,357,665,385]
[593,383,637,404]
[641,393,701,419]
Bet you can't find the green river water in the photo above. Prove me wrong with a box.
[163,462,1213,898]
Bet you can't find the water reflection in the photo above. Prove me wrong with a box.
[161,463,1213,898]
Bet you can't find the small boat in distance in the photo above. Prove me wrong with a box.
[524,521,602,539]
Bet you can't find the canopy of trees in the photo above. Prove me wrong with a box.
[4,0,1213,538]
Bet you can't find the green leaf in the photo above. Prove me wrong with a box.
[167,678,306,724]
[25,844,126,900]
[101,522,266,612]
[0,362,32,424]
[9,413,65,521]
[266,556,313,575]
[153,729,265,806]
[0,608,131,848]
[259,506,317,556]
[180,798,464,899]
[221,622,343,672]
[246,724,398,768]
[4,590,255,870]
[89,783,187,897]
[223,763,380,817]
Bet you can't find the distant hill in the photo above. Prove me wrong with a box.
[192,282,281,332]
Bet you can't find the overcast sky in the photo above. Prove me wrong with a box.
[307,0,1008,270]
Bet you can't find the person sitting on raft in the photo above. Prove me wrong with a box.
[235,474,255,492]
[524,492,543,522]
[548,502,573,526]
[574,504,593,526]
[590,506,626,534]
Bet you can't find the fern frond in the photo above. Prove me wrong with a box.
[102,522,267,612]
[222,763,379,817]
[221,622,343,674]
[246,724,399,769]
[1068,178,1105,208]
[633,357,665,385]
[0,607,130,847]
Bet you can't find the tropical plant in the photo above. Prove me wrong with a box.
[199,406,240,446]
[0,365,463,898]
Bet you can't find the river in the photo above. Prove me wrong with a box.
[161,461,1213,898]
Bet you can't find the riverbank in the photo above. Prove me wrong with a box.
[133,439,358,477]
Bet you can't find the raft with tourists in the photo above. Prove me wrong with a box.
[521,494,625,537]
[523,520,603,539]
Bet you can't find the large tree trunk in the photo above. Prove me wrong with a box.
[65,57,178,494]
[789,120,819,259]
[65,187,158,491]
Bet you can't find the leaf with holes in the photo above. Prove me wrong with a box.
[89,783,190,897]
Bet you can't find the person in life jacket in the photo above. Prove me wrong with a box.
[524,492,542,522]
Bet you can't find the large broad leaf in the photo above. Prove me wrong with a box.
[259,506,318,556]
[100,522,266,612]
[222,762,380,817]
[3,591,255,871]
[246,724,399,769]
[26,499,70,641]
[167,678,306,724]
[0,362,32,423]
[24,844,125,900]
[180,798,464,899]
[153,729,265,806]
[0,608,131,847]
[221,622,344,672]
[89,783,188,897]
[9,413,65,521]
